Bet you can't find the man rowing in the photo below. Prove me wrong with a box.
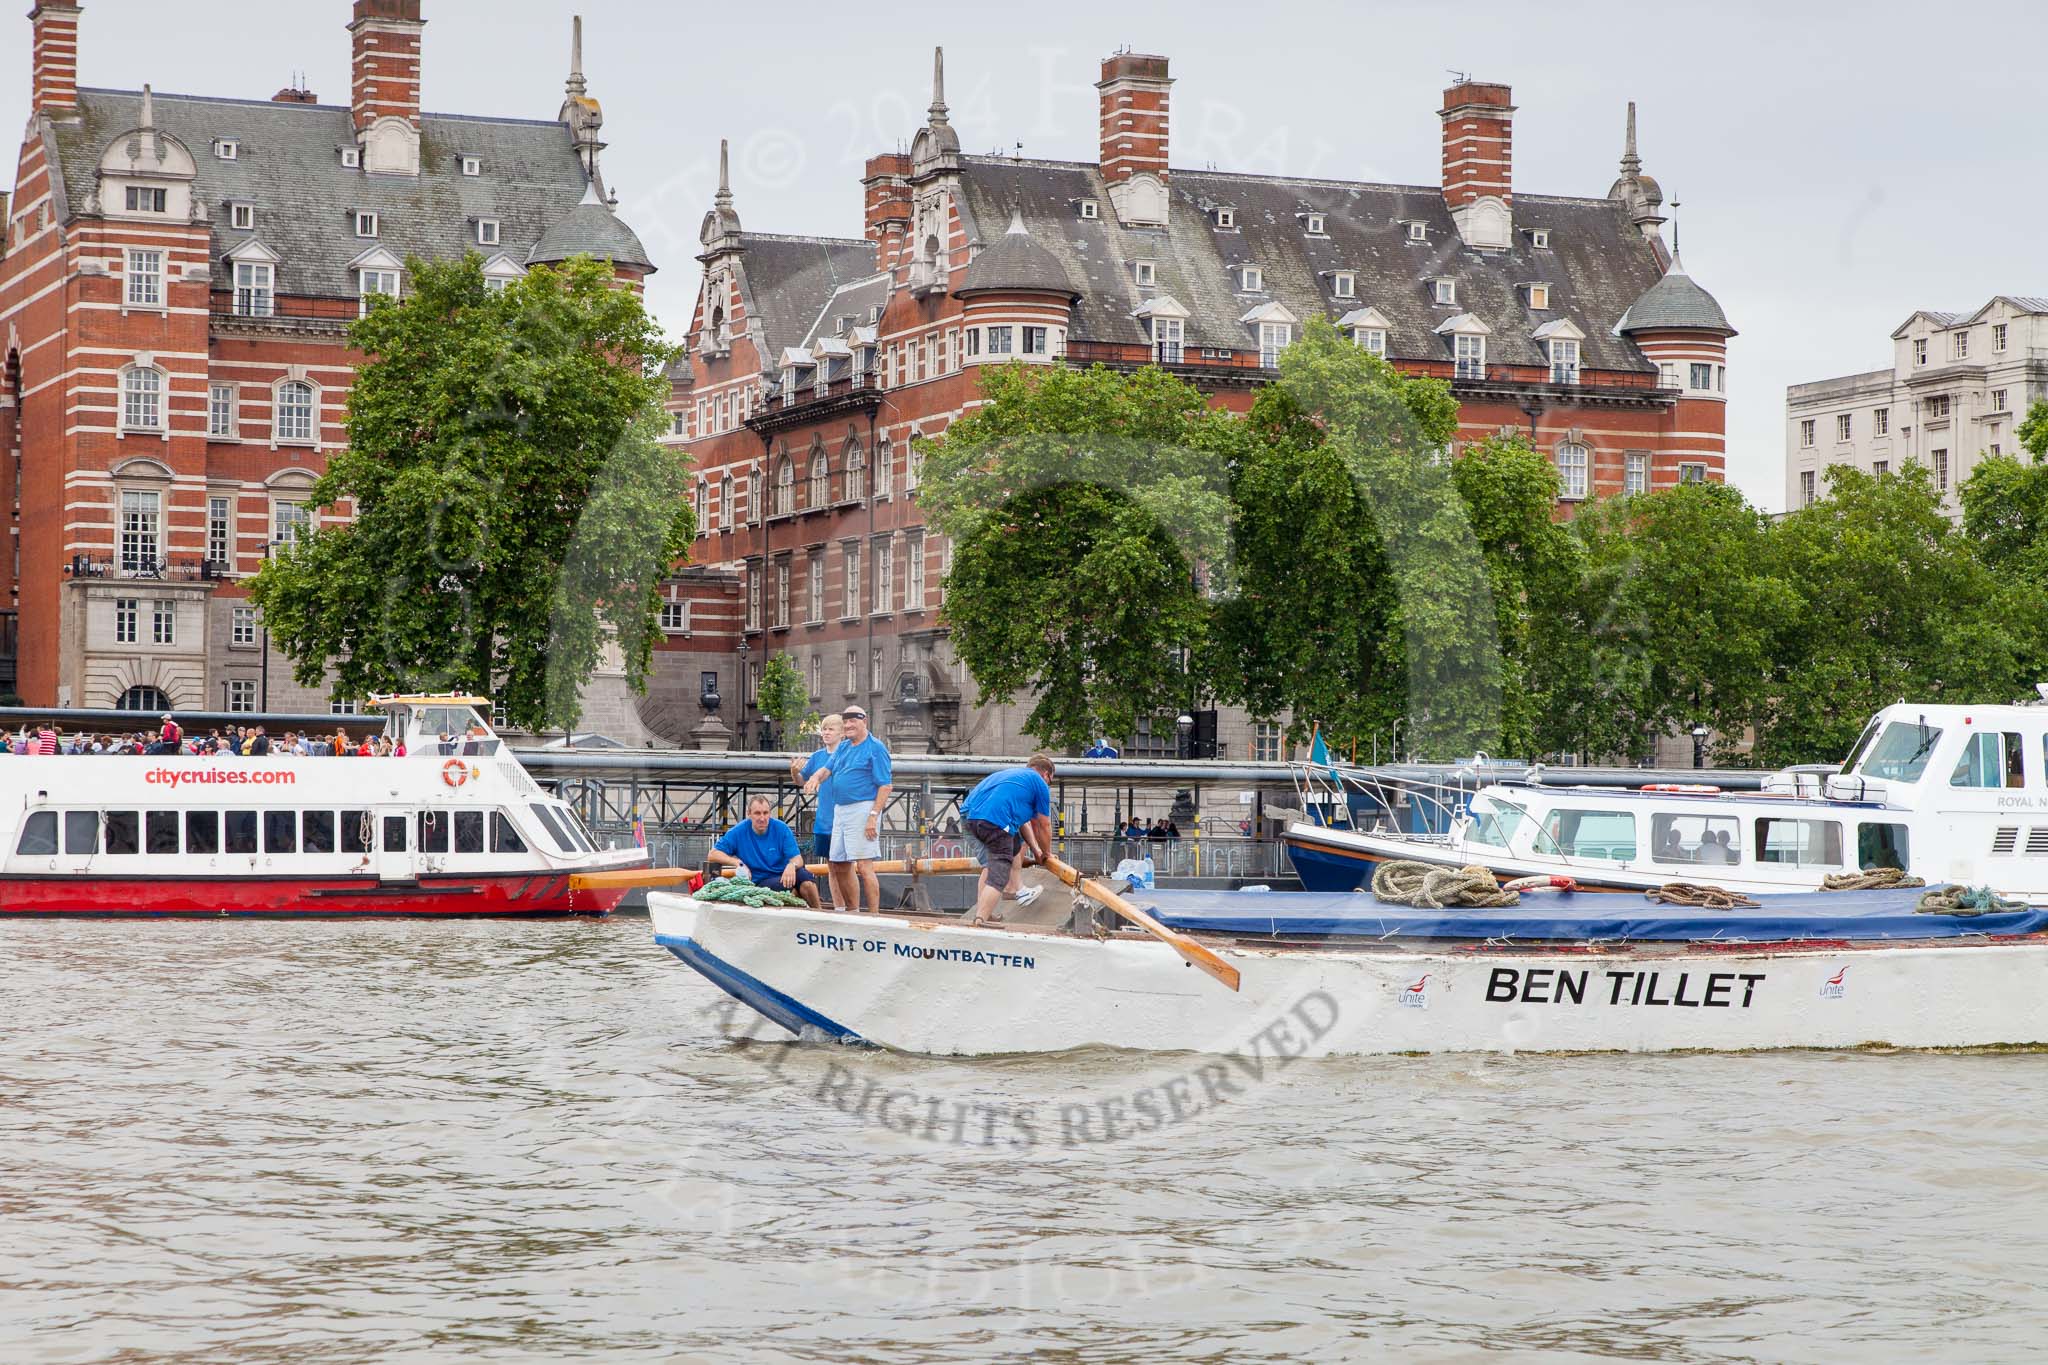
[960,754,1056,927]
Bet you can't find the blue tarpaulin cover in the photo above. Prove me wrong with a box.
[1136,889,2048,943]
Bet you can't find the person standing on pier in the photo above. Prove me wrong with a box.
[804,706,891,914]
[960,755,1056,927]
[791,713,843,907]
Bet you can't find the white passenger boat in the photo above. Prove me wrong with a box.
[0,695,645,916]
[648,885,2048,1057]
[1284,701,2048,902]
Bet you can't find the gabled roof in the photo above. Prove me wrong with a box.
[47,88,642,296]
[1959,296,2048,325]
[731,233,878,372]
[951,155,1673,371]
[1889,309,1969,339]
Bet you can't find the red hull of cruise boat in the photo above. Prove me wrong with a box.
[0,871,635,916]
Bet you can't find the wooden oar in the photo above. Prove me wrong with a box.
[569,867,701,891]
[1042,856,1241,992]
[800,857,981,877]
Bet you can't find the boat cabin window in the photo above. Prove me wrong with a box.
[342,811,372,855]
[187,811,219,855]
[17,811,56,856]
[107,811,140,855]
[1465,795,1525,849]
[1858,821,1909,872]
[528,802,577,855]
[304,811,336,854]
[1539,808,1637,861]
[148,811,180,855]
[454,810,485,854]
[1857,721,1943,782]
[1651,813,1741,865]
[1841,717,1884,773]
[265,811,297,854]
[1755,816,1843,867]
[226,811,258,854]
[419,811,449,854]
[382,815,408,852]
[491,811,526,853]
[64,811,98,855]
[1950,731,2025,788]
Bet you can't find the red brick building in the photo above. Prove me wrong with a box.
[669,49,1735,757]
[0,1,680,717]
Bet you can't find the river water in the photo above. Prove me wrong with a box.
[4,917,2046,1363]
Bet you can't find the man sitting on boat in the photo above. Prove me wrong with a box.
[707,796,822,909]
[960,754,1056,927]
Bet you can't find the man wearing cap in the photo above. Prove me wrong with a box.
[960,754,1056,926]
[803,706,892,914]
[706,795,821,908]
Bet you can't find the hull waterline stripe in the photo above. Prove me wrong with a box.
[655,932,866,1045]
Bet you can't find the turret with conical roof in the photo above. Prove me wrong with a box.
[1618,252,1734,337]
[957,210,1077,299]
[529,180,654,275]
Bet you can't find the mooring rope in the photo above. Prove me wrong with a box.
[1371,860,1520,909]
[1645,883,1760,910]
[1914,884,2026,917]
[1821,868,1927,891]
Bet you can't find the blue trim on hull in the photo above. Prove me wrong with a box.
[656,932,867,1044]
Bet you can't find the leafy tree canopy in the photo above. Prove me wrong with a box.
[250,254,692,731]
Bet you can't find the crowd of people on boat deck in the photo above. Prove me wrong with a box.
[0,714,494,758]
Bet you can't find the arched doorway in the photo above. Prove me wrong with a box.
[117,685,170,713]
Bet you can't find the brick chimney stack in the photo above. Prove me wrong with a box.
[1096,51,1171,226]
[1440,78,1514,248]
[349,0,425,134]
[862,152,912,269]
[29,4,83,115]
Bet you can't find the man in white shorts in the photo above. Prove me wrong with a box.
[803,706,893,913]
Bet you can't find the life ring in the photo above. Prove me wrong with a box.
[1640,783,1721,794]
[442,759,469,788]
[1504,875,1579,893]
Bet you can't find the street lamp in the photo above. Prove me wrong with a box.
[1691,723,1709,770]
[735,637,753,749]
[1176,712,1194,760]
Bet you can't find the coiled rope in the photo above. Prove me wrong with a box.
[1914,885,2026,917]
[1821,868,1927,891]
[1645,883,1759,910]
[694,875,808,909]
[1371,860,1520,909]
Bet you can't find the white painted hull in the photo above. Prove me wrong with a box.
[649,895,2048,1058]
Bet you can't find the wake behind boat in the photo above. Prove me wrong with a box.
[0,695,645,916]
[648,878,2048,1058]
[1285,699,2048,902]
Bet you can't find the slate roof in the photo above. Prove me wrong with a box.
[1615,254,1735,336]
[528,188,652,271]
[797,271,892,350]
[951,155,1679,372]
[48,88,643,297]
[956,212,1077,298]
[730,232,878,370]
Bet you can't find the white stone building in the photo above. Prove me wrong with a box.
[1785,297,2048,514]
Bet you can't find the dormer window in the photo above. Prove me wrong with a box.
[341,147,360,169]
[1548,337,1580,384]
[230,203,255,231]
[1133,260,1156,287]
[1530,229,1550,249]
[1330,271,1355,298]
[1239,265,1263,292]
[476,218,500,247]
[1913,338,1928,365]
[1526,284,1550,310]
[354,211,379,239]
[359,268,400,315]
[125,187,167,214]
[215,139,239,161]
[1305,213,1325,235]
[461,156,482,177]
[1433,278,1456,306]
[1215,208,1235,229]
[1407,221,1428,243]
[1079,199,1099,220]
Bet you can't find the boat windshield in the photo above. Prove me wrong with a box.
[1855,720,1945,782]
[1466,794,1526,849]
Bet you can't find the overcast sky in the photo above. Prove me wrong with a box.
[16,0,2048,508]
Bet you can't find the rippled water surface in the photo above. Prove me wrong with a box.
[5,917,2048,1363]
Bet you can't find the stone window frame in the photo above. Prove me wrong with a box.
[119,362,167,436]
[124,247,165,310]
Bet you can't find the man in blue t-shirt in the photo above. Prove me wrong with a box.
[802,706,892,913]
[790,712,843,906]
[960,754,1056,926]
[707,796,820,908]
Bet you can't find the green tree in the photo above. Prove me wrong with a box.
[250,254,692,731]
[1754,463,2028,765]
[1212,318,1509,758]
[755,654,810,750]
[918,361,1242,748]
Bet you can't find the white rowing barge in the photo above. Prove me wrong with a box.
[648,884,2048,1058]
